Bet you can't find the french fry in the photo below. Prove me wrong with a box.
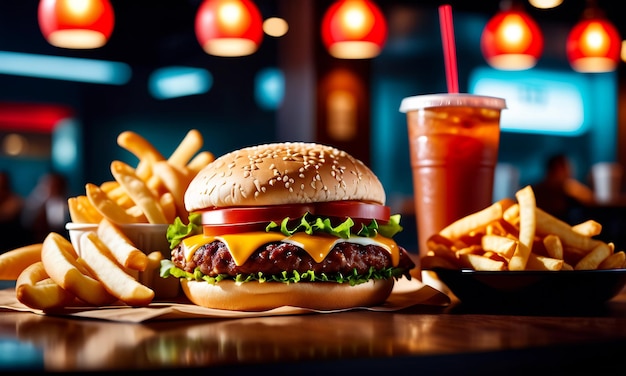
[459,253,505,271]
[125,205,148,222]
[526,253,563,271]
[68,195,104,223]
[99,180,120,193]
[110,161,168,224]
[439,198,515,240]
[426,244,459,266]
[599,251,626,270]
[103,183,135,209]
[543,234,564,260]
[186,150,215,173]
[571,220,602,237]
[15,262,76,310]
[456,245,483,256]
[502,203,520,225]
[426,233,456,249]
[145,174,167,197]
[159,192,177,224]
[152,160,194,219]
[96,218,148,271]
[0,243,42,280]
[79,232,155,306]
[575,242,612,270]
[481,234,516,260]
[86,183,143,224]
[117,131,166,181]
[509,185,536,270]
[41,232,115,306]
[167,129,204,168]
[535,208,602,251]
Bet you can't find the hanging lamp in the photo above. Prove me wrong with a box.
[195,0,264,57]
[480,3,543,70]
[38,0,115,49]
[566,3,621,73]
[321,0,387,59]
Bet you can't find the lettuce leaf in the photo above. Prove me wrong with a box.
[166,213,202,249]
[266,212,403,239]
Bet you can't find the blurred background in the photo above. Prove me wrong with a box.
[0,0,625,251]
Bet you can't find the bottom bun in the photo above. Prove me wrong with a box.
[180,278,395,311]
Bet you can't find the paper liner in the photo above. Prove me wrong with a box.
[0,278,449,322]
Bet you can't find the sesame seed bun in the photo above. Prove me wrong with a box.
[184,142,386,211]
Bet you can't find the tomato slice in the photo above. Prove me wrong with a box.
[203,222,269,236]
[201,204,314,225]
[199,201,391,234]
[314,201,390,222]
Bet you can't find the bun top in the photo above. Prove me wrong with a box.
[185,142,386,211]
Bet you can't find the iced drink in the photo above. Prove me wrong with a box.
[399,94,506,259]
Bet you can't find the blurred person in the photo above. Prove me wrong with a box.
[21,172,70,243]
[0,171,26,252]
[532,154,594,224]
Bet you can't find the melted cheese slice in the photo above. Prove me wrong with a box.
[181,232,400,266]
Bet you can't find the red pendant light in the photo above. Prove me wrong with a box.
[321,0,387,59]
[566,6,621,73]
[480,5,543,70]
[195,0,264,57]
[38,0,115,49]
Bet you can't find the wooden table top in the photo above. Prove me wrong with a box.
[2,282,626,374]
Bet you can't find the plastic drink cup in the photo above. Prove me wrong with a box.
[399,94,506,262]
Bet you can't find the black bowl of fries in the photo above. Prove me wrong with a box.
[422,186,626,308]
[430,267,626,308]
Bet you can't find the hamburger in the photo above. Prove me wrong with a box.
[161,142,415,311]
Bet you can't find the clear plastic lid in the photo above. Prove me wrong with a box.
[399,93,507,113]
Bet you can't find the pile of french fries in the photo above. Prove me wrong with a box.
[0,129,214,310]
[422,185,626,271]
[69,129,214,225]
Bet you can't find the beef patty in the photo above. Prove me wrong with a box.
[172,240,415,280]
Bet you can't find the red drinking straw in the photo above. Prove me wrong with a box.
[438,4,459,93]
